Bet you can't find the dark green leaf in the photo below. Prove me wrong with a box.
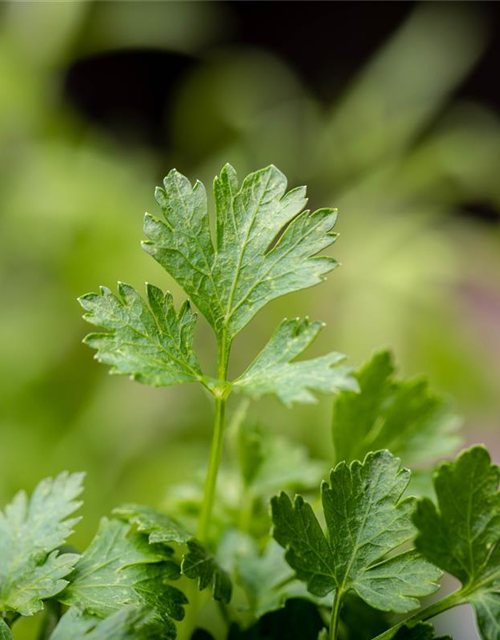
[332,351,461,466]
[394,622,451,639]
[0,620,12,640]
[414,446,500,640]
[79,283,204,387]
[234,318,356,406]
[114,504,232,604]
[271,451,441,613]
[143,165,338,340]
[60,518,186,638]
[0,472,83,616]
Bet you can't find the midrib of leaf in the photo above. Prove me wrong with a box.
[338,464,383,595]
[223,171,272,332]
[225,208,324,326]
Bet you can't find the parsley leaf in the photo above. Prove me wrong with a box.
[79,283,204,387]
[332,351,461,466]
[60,518,186,639]
[143,165,338,340]
[271,451,441,613]
[394,623,451,639]
[50,606,160,640]
[0,620,11,640]
[0,472,83,616]
[414,446,500,640]
[233,318,357,405]
[114,504,232,604]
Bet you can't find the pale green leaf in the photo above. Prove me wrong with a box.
[114,504,232,604]
[0,472,83,616]
[233,318,356,405]
[332,351,461,466]
[50,606,160,640]
[143,165,338,340]
[79,283,203,387]
[60,518,186,638]
[414,446,500,640]
[271,451,441,613]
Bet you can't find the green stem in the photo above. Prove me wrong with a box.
[330,591,342,640]
[197,393,227,542]
[371,590,464,640]
[197,329,231,544]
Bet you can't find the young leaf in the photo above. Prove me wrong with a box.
[0,472,83,616]
[271,451,441,613]
[143,165,338,340]
[79,283,204,387]
[114,504,232,604]
[50,606,160,640]
[414,446,500,640]
[59,518,186,639]
[233,318,357,405]
[332,351,461,466]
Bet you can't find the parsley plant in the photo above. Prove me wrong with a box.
[1,165,497,640]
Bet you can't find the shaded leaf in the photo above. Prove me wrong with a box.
[332,351,461,466]
[394,622,451,639]
[414,446,500,640]
[0,472,83,616]
[114,504,232,604]
[234,318,356,405]
[79,283,204,387]
[0,620,12,640]
[271,451,441,613]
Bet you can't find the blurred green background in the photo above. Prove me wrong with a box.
[0,2,499,637]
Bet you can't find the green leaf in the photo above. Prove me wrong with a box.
[233,318,357,405]
[414,446,500,640]
[271,450,441,613]
[235,421,325,496]
[79,283,204,387]
[143,165,338,340]
[0,472,83,616]
[114,504,232,604]
[332,351,461,466]
[50,606,161,640]
[60,518,186,638]
[0,620,12,640]
[394,623,451,639]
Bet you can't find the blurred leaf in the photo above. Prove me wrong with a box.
[332,351,461,467]
[50,606,161,640]
[0,472,83,616]
[394,623,451,640]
